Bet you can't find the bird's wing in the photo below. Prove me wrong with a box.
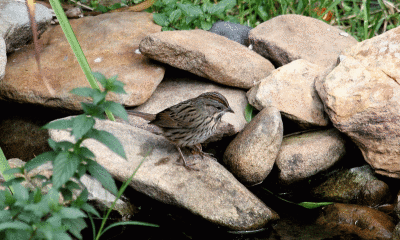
[150,108,195,128]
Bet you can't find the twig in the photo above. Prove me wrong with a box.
[69,0,93,11]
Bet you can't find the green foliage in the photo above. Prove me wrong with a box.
[152,0,238,31]
[262,188,333,209]
[244,103,257,123]
[0,73,137,239]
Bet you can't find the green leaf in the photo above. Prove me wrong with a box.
[107,80,126,94]
[81,103,106,119]
[53,152,80,189]
[60,187,73,201]
[63,217,86,239]
[257,5,268,21]
[43,188,61,211]
[77,147,95,159]
[0,210,12,222]
[178,3,202,17]
[95,4,108,13]
[92,90,107,105]
[86,160,118,196]
[244,104,256,122]
[200,21,213,30]
[103,101,128,121]
[59,207,87,219]
[12,182,29,202]
[70,87,96,98]
[92,72,106,82]
[0,221,31,231]
[42,118,73,130]
[72,115,95,140]
[80,203,100,217]
[47,215,62,228]
[169,9,182,23]
[153,13,170,27]
[298,202,334,209]
[3,168,23,175]
[101,221,159,235]
[86,129,126,159]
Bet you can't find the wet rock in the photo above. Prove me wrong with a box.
[0,105,52,161]
[50,118,279,230]
[249,14,358,69]
[128,69,247,142]
[275,128,347,185]
[0,12,164,110]
[315,26,400,178]
[316,203,395,240]
[0,37,5,80]
[0,0,52,53]
[209,21,252,46]
[139,29,275,89]
[247,59,330,128]
[312,165,392,207]
[223,106,283,186]
[394,223,400,240]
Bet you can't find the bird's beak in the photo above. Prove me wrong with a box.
[227,107,234,113]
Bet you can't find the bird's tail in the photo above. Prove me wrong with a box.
[126,110,156,121]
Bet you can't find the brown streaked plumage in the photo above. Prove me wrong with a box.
[127,92,234,170]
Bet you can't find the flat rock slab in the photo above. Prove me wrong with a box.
[0,12,164,110]
[249,14,358,69]
[316,26,400,178]
[50,118,279,230]
[139,29,275,89]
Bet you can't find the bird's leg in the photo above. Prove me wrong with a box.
[175,146,199,171]
[191,144,215,160]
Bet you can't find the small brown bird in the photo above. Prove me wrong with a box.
[127,92,234,170]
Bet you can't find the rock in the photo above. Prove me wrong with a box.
[316,203,395,240]
[223,106,283,186]
[249,14,358,69]
[275,128,347,185]
[312,165,392,207]
[0,12,164,110]
[128,69,248,142]
[394,190,400,219]
[394,223,400,240]
[139,29,275,89]
[209,21,252,46]
[315,26,400,178]
[247,59,330,128]
[50,117,279,230]
[0,37,5,80]
[0,0,52,53]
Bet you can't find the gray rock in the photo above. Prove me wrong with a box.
[312,165,392,207]
[275,128,347,185]
[209,21,252,46]
[223,106,283,186]
[316,25,400,178]
[50,118,279,230]
[247,59,330,128]
[0,37,5,80]
[0,0,52,53]
[249,14,358,69]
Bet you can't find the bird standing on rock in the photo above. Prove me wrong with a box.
[127,92,234,170]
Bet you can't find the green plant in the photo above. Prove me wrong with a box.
[152,0,238,31]
[0,73,158,239]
